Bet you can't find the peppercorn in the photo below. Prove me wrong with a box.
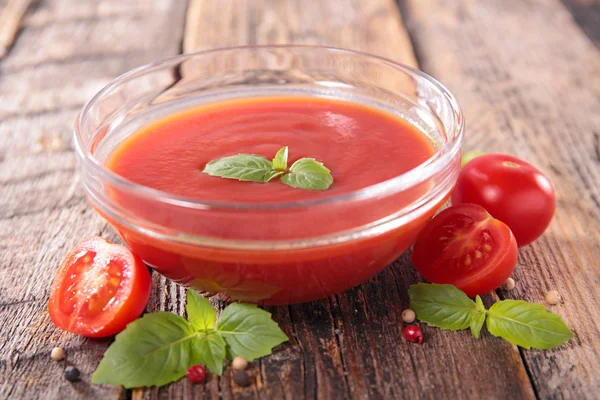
[232,356,248,371]
[404,324,424,344]
[546,290,561,305]
[502,277,516,291]
[51,347,65,361]
[233,370,251,387]
[401,309,416,323]
[64,366,80,382]
[187,364,206,384]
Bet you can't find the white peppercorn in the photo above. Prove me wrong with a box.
[546,290,561,305]
[401,309,416,323]
[51,347,65,361]
[502,277,516,291]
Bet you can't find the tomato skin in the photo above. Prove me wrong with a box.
[48,236,151,338]
[411,204,518,297]
[451,154,555,246]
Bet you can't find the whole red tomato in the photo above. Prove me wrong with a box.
[451,154,555,246]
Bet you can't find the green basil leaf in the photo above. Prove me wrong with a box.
[409,283,478,331]
[470,295,487,338]
[272,146,288,171]
[486,300,573,349]
[281,158,333,191]
[461,151,486,166]
[91,313,197,388]
[192,332,226,375]
[186,289,216,332]
[216,303,288,361]
[203,154,282,183]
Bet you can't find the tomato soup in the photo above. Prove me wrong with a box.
[102,96,444,304]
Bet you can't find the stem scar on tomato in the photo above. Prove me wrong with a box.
[502,161,520,168]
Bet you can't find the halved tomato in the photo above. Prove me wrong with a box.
[411,204,518,297]
[48,236,151,338]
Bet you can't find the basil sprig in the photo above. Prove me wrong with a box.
[409,283,573,349]
[203,146,333,191]
[91,290,288,388]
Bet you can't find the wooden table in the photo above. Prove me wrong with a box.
[1,0,599,399]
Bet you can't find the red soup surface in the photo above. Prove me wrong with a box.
[103,96,444,304]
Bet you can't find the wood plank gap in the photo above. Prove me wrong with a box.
[495,289,542,400]
[388,264,428,395]
[287,304,310,400]
[517,347,541,400]
[560,0,600,45]
[393,0,423,67]
[329,295,351,395]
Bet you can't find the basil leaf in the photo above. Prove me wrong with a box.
[272,146,288,171]
[470,295,487,338]
[216,303,288,361]
[91,313,197,388]
[281,158,333,191]
[186,289,216,332]
[203,154,282,183]
[192,332,226,375]
[486,300,573,349]
[409,283,478,331]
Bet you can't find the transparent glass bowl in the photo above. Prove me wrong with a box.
[74,45,464,305]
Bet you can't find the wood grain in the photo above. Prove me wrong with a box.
[400,0,600,398]
[183,0,417,67]
[133,1,537,399]
[2,0,598,399]
[0,1,188,399]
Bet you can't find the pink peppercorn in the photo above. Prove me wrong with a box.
[404,325,424,344]
[187,364,206,384]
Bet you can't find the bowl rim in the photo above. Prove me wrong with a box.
[74,44,464,211]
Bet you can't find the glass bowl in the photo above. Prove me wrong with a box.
[74,45,464,305]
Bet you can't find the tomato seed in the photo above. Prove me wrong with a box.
[109,277,121,287]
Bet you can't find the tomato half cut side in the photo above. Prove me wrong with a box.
[48,236,151,338]
[411,204,518,297]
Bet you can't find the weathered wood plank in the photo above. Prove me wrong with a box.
[0,1,188,399]
[399,0,600,398]
[3,1,598,399]
[134,1,538,399]
[183,0,418,67]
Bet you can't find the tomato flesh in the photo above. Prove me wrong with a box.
[48,236,151,338]
[451,153,555,246]
[411,204,518,297]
